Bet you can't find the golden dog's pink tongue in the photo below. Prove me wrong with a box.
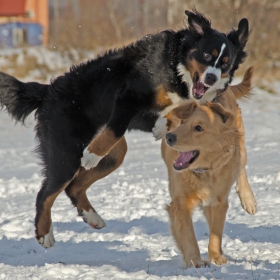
[174,151,193,167]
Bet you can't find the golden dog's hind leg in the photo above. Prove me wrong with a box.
[203,200,228,265]
[236,167,257,215]
[65,137,127,228]
[236,118,257,215]
[166,198,210,268]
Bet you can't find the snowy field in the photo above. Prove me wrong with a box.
[0,73,280,279]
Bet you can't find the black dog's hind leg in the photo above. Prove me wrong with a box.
[65,137,127,227]
[81,96,138,169]
[34,143,81,248]
[35,173,78,248]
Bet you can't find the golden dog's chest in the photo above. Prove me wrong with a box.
[181,183,212,210]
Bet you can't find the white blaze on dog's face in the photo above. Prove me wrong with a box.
[178,10,249,103]
[165,102,235,172]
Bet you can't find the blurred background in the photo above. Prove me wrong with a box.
[0,0,279,93]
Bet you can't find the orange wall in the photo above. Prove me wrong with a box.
[23,0,49,44]
[0,0,49,45]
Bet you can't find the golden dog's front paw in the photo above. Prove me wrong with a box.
[185,258,210,268]
[210,254,228,265]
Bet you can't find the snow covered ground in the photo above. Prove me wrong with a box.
[0,71,280,279]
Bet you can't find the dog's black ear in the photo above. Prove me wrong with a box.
[206,102,233,124]
[227,18,249,49]
[171,101,198,120]
[237,18,249,49]
[185,9,211,36]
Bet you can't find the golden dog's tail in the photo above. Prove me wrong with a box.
[230,66,254,100]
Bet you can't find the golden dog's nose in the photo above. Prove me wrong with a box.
[166,133,177,146]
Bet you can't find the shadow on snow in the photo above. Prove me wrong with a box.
[0,216,279,278]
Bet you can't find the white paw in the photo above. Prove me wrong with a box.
[152,117,168,140]
[81,147,103,170]
[38,225,55,248]
[81,209,106,229]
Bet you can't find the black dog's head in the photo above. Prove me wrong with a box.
[178,9,249,102]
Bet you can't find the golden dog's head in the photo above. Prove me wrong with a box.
[165,101,240,172]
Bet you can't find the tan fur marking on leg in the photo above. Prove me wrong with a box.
[87,128,121,157]
[36,182,69,238]
[68,137,127,214]
[154,85,173,110]
[36,195,54,237]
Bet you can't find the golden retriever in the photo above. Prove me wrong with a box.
[161,68,255,267]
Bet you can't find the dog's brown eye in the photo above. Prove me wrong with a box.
[203,53,212,61]
[222,63,228,69]
[180,120,184,125]
[194,125,203,132]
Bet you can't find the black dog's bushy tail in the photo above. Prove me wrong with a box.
[0,71,49,123]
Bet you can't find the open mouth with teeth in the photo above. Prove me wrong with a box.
[192,72,209,99]
[173,150,200,171]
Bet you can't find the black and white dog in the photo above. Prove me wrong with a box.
[0,10,249,248]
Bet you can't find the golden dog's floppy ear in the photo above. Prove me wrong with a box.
[171,101,198,120]
[165,101,198,131]
[206,101,233,124]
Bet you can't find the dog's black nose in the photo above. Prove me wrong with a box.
[166,133,177,146]
[205,73,218,86]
